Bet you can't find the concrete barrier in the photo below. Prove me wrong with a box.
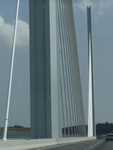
[0,137,97,150]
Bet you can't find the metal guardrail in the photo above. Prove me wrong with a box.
[0,131,30,139]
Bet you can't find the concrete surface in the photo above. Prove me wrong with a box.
[33,139,105,150]
[0,137,97,150]
[98,141,113,150]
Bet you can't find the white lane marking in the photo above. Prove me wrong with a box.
[89,146,93,149]
[93,143,97,146]
[31,143,69,150]
[34,145,62,150]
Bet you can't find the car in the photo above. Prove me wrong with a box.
[106,133,113,142]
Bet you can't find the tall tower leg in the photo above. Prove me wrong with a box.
[87,6,96,137]
[29,0,62,139]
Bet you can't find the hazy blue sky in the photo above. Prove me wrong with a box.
[0,0,113,127]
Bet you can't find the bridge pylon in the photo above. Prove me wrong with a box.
[87,6,96,137]
[29,0,86,139]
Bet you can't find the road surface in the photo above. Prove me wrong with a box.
[33,139,104,150]
[99,141,113,150]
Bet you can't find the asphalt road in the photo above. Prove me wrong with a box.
[99,141,113,150]
[32,139,105,150]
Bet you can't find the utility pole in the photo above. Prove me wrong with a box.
[3,0,20,141]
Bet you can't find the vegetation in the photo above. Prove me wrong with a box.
[96,122,113,136]
[0,125,30,132]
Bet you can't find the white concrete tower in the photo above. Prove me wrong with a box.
[87,6,96,137]
[29,0,86,139]
[29,0,62,139]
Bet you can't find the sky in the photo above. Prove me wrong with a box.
[0,0,113,127]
